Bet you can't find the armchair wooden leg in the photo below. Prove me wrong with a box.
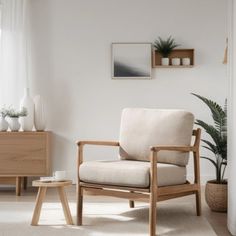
[76,183,83,225]
[129,200,135,208]
[195,189,201,216]
[149,193,157,236]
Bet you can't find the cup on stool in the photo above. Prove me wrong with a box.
[54,171,66,181]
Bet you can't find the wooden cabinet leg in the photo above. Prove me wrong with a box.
[16,177,21,196]
[58,186,73,225]
[23,177,28,190]
[31,187,47,226]
[129,200,135,208]
[129,191,135,208]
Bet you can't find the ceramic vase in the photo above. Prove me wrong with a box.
[34,95,46,131]
[9,117,21,131]
[182,57,191,66]
[20,88,34,131]
[0,117,9,131]
[161,58,169,66]
[171,58,181,66]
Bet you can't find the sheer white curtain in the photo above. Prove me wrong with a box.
[0,0,30,108]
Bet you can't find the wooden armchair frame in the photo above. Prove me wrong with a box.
[76,128,201,236]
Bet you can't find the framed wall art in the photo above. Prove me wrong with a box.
[111,43,152,79]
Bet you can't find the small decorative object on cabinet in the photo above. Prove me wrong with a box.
[7,107,27,132]
[8,117,21,132]
[153,36,180,66]
[153,48,194,68]
[34,95,46,131]
[111,43,152,79]
[192,93,227,212]
[20,88,34,131]
[0,131,51,196]
[0,108,9,131]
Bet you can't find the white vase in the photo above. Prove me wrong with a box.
[161,58,169,66]
[0,117,9,131]
[20,88,34,131]
[34,95,46,131]
[9,117,21,131]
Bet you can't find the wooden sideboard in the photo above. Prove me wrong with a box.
[0,131,51,196]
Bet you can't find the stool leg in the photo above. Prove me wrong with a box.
[31,187,47,226]
[57,186,73,225]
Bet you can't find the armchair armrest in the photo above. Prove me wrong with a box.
[77,140,120,165]
[150,145,195,152]
[77,140,119,147]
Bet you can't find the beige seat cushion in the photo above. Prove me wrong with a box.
[79,160,186,188]
[119,108,194,166]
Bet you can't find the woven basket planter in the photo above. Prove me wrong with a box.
[205,180,227,212]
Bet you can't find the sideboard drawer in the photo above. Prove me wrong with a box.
[0,132,51,176]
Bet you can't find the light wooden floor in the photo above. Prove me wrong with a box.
[0,185,231,236]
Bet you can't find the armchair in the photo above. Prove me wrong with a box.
[76,108,201,236]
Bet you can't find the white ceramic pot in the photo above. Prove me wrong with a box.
[20,88,34,131]
[34,95,46,131]
[9,117,21,131]
[182,57,191,66]
[161,58,169,66]
[0,117,9,131]
[172,58,181,66]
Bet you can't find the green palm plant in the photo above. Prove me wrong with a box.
[153,36,180,57]
[192,93,227,184]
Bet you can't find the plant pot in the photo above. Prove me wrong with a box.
[0,117,9,131]
[8,117,21,132]
[161,58,169,66]
[171,58,181,66]
[182,57,191,66]
[205,180,227,212]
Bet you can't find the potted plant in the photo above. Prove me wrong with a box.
[153,36,180,66]
[7,107,27,132]
[0,108,9,131]
[192,93,227,212]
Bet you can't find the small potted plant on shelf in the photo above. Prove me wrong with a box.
[153,36,180,66]
[0,107,9,131]
[7,107,27,132]
[192,93,227,212]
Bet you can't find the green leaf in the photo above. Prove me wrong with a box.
[200,156,217,168]
[191,93,226,135]
[195,120,221,146]
[153,36,180,57]
[201,139,217,154]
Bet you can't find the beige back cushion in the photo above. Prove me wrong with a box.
[119,108,194,166]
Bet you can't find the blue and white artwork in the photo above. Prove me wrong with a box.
[112,43,152,79]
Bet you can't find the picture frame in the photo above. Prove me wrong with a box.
[111,43,152,79]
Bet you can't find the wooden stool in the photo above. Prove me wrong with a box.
[31,180,73,226]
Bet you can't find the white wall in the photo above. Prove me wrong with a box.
[30,0,228,182]
[228,0,236,234]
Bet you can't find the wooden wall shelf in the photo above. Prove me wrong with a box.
[152,49,194,68]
